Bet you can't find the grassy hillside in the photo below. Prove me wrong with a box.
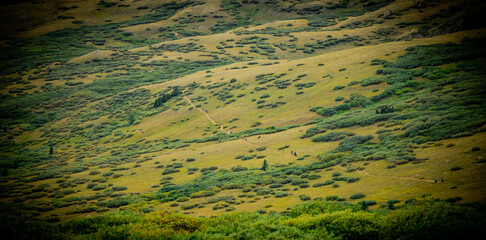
[1,0,486,239]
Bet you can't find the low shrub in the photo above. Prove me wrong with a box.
[450,166,462,171]
[350,193,366,199]
[274,191,289,198]
[312,180,335,187]
[361,76,384,86]
[176,197,190,202]
[112,186,127,191]
[335,96,345,102]
[181,203,199,210]
[299,195,311,201]
[312,131,353,142]
[92,185,107,191]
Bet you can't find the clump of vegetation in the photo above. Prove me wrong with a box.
[350,193,366,199]
[153,87,182,108]
[1,199,484,239]
[311,131,354,142]
[0,1,485,239]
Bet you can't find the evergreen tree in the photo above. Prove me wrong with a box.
[128,114,136,125]
[171,86,181,97]
[261,159,268,171]
[49,146,54,155]
[154,87,181,108]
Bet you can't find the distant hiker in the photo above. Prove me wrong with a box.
[291,151,294,155]
[205,109,208,113]
[294,152,297,157]
[441,177,444,183]
[434,178,438,183]
[257,136,260,139]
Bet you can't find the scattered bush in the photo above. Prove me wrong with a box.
[350,193,366,199]
[361,76,384,86]
[181,203,199,210]
[313,180,335,187]
[112,186,127,191]
[176,197,190,202]
[92,185,107,191]
[312,131,353,142]
[450,166,462,171]
[335,96,345,102]
[231,165,248,172]
[299,195,311,201]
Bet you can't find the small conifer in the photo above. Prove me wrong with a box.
[261,159,268,171]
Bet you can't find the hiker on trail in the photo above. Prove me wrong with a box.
[257,136,260,139]
[434,178,438,183]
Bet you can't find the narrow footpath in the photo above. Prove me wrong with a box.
[184,96,285,155]
[336,165,435,183]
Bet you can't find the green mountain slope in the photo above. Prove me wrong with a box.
[1,0,485,239]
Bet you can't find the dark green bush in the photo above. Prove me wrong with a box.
[181,203,199,210]
[176,197,190,202]
[274,191,289,198]
[97,198,129,208]
[350,193,366,199]
[312,180,335,187]
[162,168,180,175]
[311,131,352,142]
[299,195,311,201]
[450,166,462,171]
[346,177,360,183]
[91,184,107,191]
[336,135,373,152]
[361,76,384,86]
[325,195,339,201]
[112,186,127,191]
[231,165,248,172]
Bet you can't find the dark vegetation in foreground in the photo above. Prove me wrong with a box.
[1,199,485,240]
